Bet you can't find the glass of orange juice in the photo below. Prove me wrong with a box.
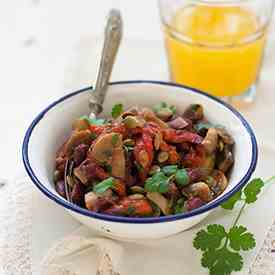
[159,0,274,106]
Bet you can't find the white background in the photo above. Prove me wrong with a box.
[1,0,164,179]
[2,1,275,274]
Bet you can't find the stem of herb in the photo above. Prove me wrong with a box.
[232,201,246,228]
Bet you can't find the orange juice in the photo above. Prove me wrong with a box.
[164,5,266,96]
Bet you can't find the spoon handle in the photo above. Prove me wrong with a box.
[89,9,123,115]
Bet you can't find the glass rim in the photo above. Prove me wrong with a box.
[161,18,268,48]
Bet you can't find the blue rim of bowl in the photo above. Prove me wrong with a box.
[22,80,258,224]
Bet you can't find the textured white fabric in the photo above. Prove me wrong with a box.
[1,177,275,275]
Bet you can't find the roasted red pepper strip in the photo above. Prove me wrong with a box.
[110,124,127,138]
[133,133,153,181]
[90,125,105,136]
[103,198,153,217]
[162,128,203,144]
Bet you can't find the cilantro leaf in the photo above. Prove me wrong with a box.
[144,172,169,193]
[202,248,243,275]
[228,226,256,251]
[221,191,242,210]
[111,103,123,118]
[193,224,227,251]
[93,177,114,194]
[162,165,178,176]
[175,169,189,186]
[244,178,264,204]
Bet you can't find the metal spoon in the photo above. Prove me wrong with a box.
[89,9,123,119]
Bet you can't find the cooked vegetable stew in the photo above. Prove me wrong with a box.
[54,103,234,217]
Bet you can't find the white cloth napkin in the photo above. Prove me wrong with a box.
[1,168,275,275]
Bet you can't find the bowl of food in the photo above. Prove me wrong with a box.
[22,80,257,240]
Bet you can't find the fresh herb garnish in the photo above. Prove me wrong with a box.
[162,165,178,176]
[144,172,170,193]
[193,176,275,275]
[93,177,114,194]
[111,103,123,118]
[175,169,189,186]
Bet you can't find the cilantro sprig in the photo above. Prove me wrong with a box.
[111,103,123,118]
[193,176,275,275]
[144,165,189,193]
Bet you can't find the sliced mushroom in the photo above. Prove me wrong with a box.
[121,107,139,119]
[211,170,228,196]
[184,182,213,202]
[85,191,99,211]
[217,145,234,173]
[142,108,168,128]
[216,127,234,145]
[90,132,122,163]
[64,130,93,157]
[202,128,218,154]
[111,146,126,178]
[147,192,170,215]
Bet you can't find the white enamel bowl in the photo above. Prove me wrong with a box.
[23,81,258,241]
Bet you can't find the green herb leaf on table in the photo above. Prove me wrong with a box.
[111,103,123,119]
[193,224,227,251]
[201,248,243,275]
[221,190,242,210]
[144,172,170,193]
[93,177,114,194]
[194,176,274,275]
[228,226,256,251]
[243,178,264,203]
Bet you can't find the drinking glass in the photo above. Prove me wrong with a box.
[159,0,274,107]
